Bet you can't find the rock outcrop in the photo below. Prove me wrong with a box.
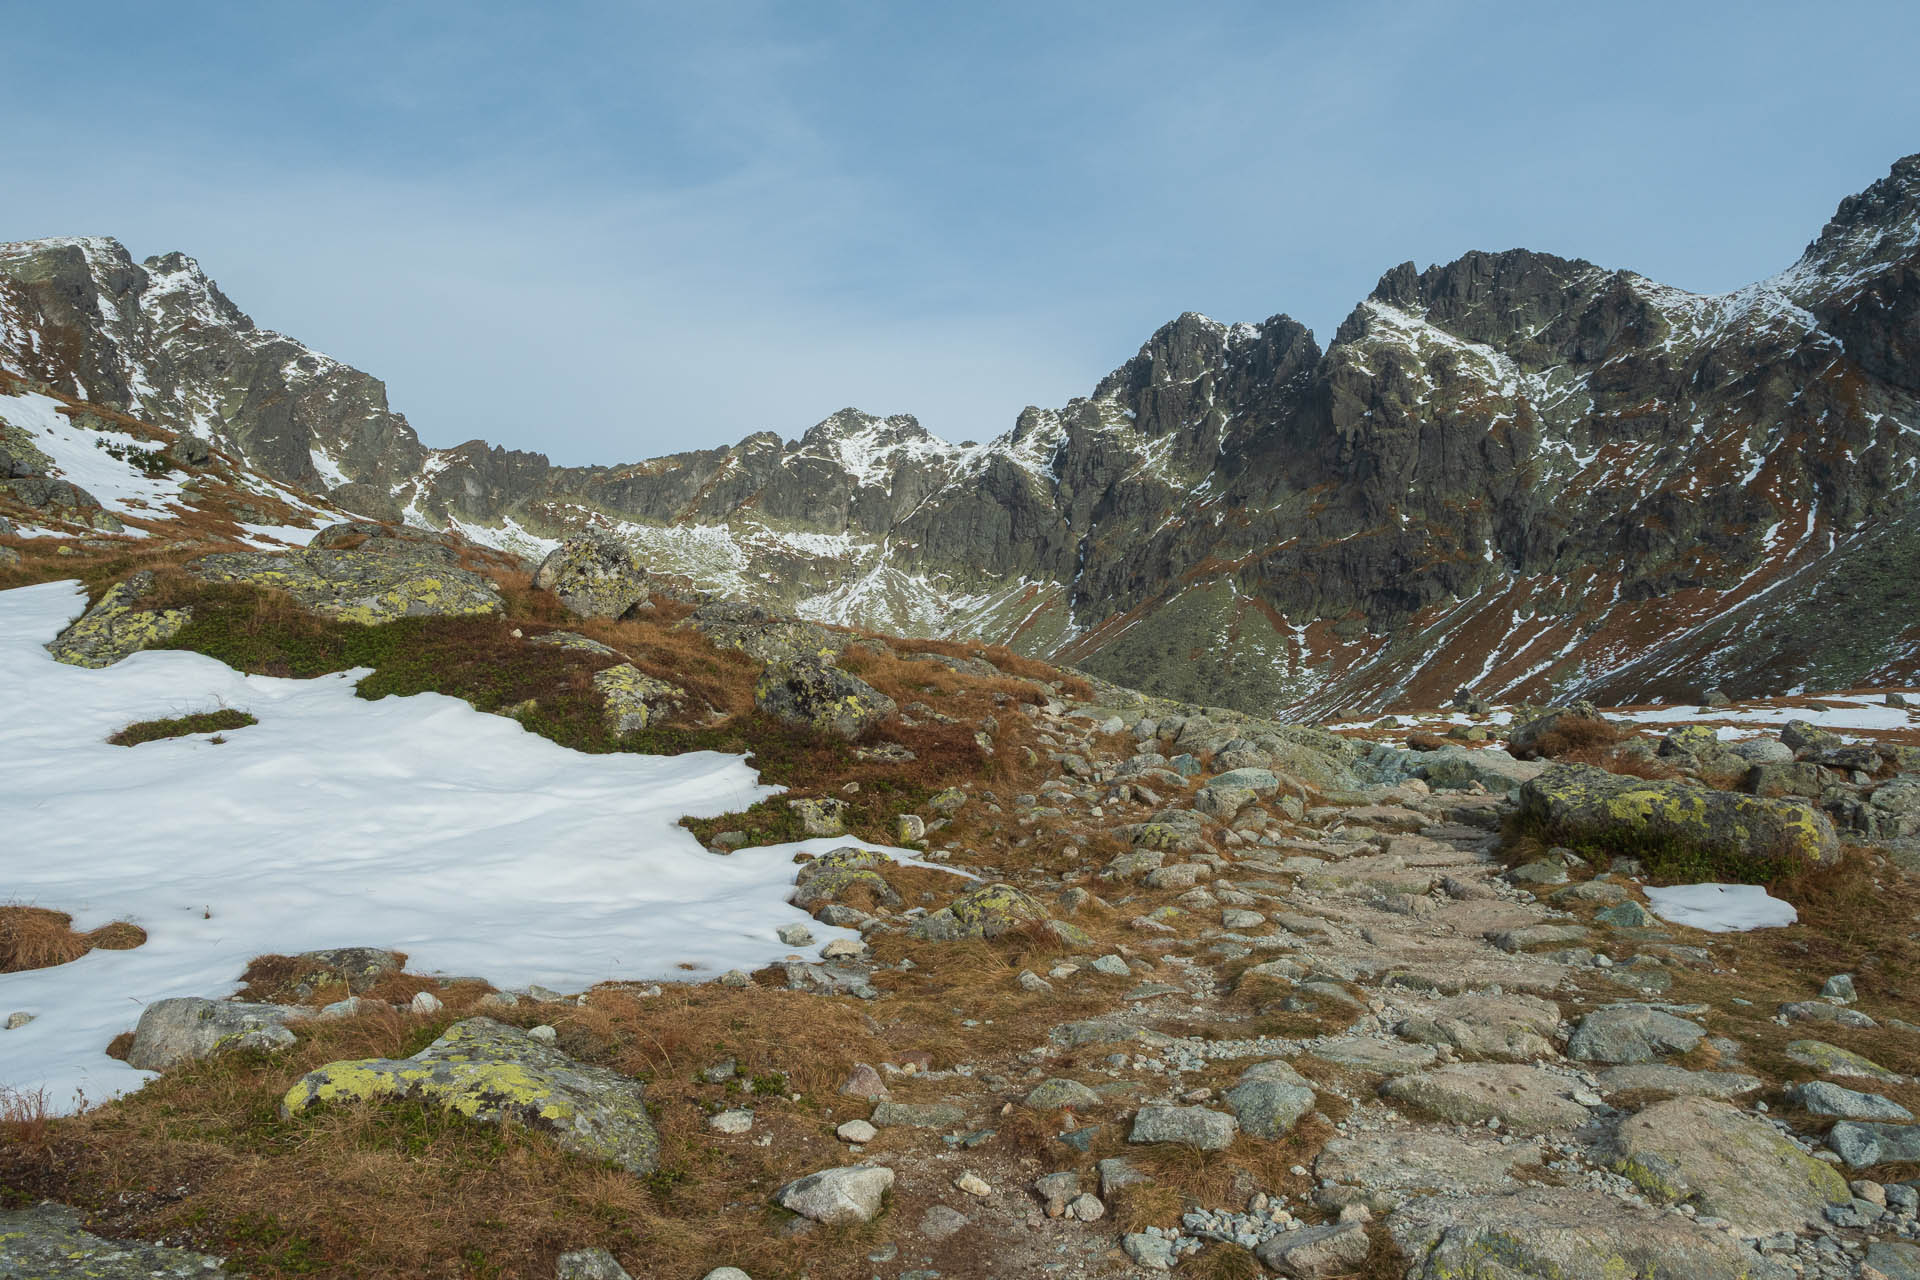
[533,533,654,619]
[0,1202,226,1277]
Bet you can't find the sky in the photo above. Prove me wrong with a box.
[3,1,1917,465]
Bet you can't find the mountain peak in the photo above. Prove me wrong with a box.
[1784,153,1920,299]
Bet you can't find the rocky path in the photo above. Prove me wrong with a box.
[724,695,1920,1279]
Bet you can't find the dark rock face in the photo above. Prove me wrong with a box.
[6,155,1920,715]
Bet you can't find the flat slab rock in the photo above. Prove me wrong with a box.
[1394,991,1562,1061]
[1316,1129,1543,1202]
[1382,1063,1591,1134]
[0,1202,224,1277]
[1567,1004,1705,1063]
[280,1017,659,1175]
[1306,1035,1439,1073]
[1610,1096,1851,1234]
[1596,1064,1763,1100]
[1389,1186,1792,1280]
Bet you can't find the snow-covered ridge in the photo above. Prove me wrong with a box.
[789,410,969,489]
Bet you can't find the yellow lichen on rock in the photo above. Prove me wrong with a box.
[1520,763,1838,871]
[185,544,502,626]
[281,1018,659,1175]
[45,571,192,668]
[592,663,685,733]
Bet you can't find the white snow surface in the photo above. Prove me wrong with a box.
[0,386,186,515]
[1643,882,1799,933]
[1613,698,1912,732]
[237,522,324,548]
[0,581,928,1112]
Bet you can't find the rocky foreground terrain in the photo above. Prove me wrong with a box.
[6,156,1920,716]
[1,496,1918,1278]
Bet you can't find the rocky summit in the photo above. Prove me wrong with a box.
[2,153,1920,1280]
[6,154,1920,717]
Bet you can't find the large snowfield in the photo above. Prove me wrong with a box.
[0,581,909,1112]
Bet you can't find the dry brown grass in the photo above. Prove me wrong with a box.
[1521,715,1628,759]
[1614,846,1920,1169]
[0,1087,55,1162]
[0,906,146,973]
[885,634,1090,698]
[1185,1243,1265,1280]
[0,980,951,1277]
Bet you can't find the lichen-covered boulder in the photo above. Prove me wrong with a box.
[754,656,896,740]
[1567,1004,1704,1064]
[1780,719,1842,755]
[0,419,55,477]
[45,570,192,668]
[185,544,502,625]
[281,1017,659,1175]
[532,533,652,619]
[910,883,1090,945]
[1827,1121,1920,1168]
[1223,1076,1315,1138]
[1609,1096,1851,1233]
[1784,1038,1901,1081]
[555,1248,633,1280]
[681,600,842,665]
[1388,1186,1792,1280]
[0,1202,225,1277]
[1128,1104,1238,1150]
[788,796,847,837]
[1519,763,1838,870]
[126,996,304,1071]
[592,663,684,733]
[791,848,902,913]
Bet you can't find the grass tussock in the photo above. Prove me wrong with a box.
[0,1088,54,1163]
[0,906,146,973]
[108,707,257,746]
[1185,1243,1264,1280]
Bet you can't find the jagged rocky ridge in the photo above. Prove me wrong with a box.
[5,157,1920,716]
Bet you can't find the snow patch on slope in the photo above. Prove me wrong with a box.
[0,580,940,1112]
[0,386,185,516]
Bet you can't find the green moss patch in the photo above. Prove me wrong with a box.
[108,708,258,746]
[136,580,917,795]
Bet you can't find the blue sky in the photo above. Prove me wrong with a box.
[4,2,1917,464]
